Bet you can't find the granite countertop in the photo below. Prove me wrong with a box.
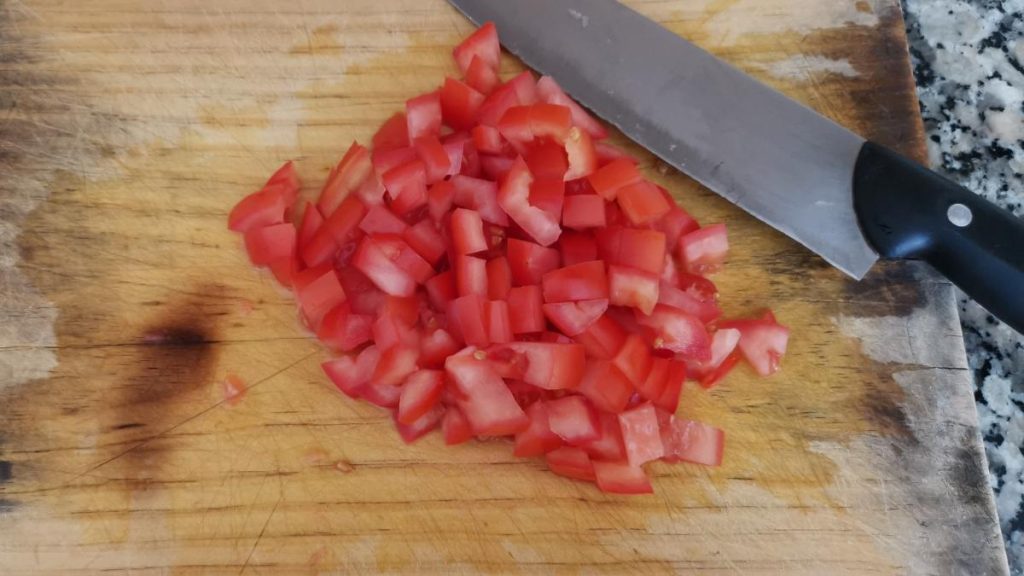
[902,0,1024,571]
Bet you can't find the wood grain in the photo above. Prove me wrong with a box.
[0,0,1008,573]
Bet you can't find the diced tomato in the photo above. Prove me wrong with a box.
[453,21,500,74]
[394,404,445,443]
[608,265,660,315]
[372,146,418,179]
[506,71,540,105]
[298,201,324,252]
[545,396,599,444]
[476,82,521,127]
[442,135,467,177]
[384,160,429,216]
[440,77,485,131]
[406,90,442,141]
[657,281,722,324]
[596,227,666,275]
[403,219,446,265]
[507,238,560,286]
[677,272,719,302]
[653,361,686,413]
[229,188,288,234]
[480,154,515,181]
[563,128,597,181]
[592,460,653,494]
[455,254,487,297]
[498,157,562,246]
[375,235,434,284]
[244,223,296,267]
[445,350,529,436]
[612,333,653,386]
[536,76,608,139]
[451,208,488,255]
[448,293,489,347]
[545,447,595,482]
[618,403,664,467]
[506,285,545,334]
[319,142,373,216]
[335,266,386,316]
[359,204,408,235]
[617,180,671,225]
[267,256,300,288]
[514,402,563,457]
[317,303,373,352]
[420,328,460,368]
[543,299,607,336]
[424,270,456,311]
[583,411,627,461]
[296,266,347,329]
[651,205,699,248]
[529,177,565,219]
[718,316,789,376]
[678,223,729,275]
[562,194,606,229]
[594,142,632,166]
[660,416,724,466]
[529,104,572,141]
[497,342,586,390]
[524,139,568,180]
[576,314,627,360]
[451,175,509,226]
[428,180,455,222]
[486,300,514,344]
[577,360,633,413]
[542,261,608,303]
[636,305,711,361]
[588,158,642,201]
[414,135,452,184]
[302,194,368,267]
[398,370,444,425]
[558,231,598,266]
[372,112,410,152]
[486,257,512,300]
[471,124,507,155]
[637,357,669,401]
[442,406,474,445]
[371,344,418,388]
[352,236,417,297]
[371,298,419,352]
[322,344,380,399]
[465,55,499,94]
[497,105,533,143]
[689,328,741,382]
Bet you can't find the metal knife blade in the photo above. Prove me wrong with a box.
[446,0,878,278]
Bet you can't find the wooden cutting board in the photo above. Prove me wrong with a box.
[0,0,1010,573]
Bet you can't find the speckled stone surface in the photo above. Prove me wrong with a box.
[902,0,1024,571]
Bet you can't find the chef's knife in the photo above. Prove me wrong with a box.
[446,0,1024,333]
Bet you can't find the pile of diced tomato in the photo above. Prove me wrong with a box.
[228,23,789,494]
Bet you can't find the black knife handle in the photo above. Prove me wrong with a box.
[852,141,1024,334]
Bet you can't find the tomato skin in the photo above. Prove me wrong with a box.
[542,261,609,303]
[653,360,686,413]
[445,349,529,436]
[507,238,560,286]
[298,201,325,253]
[244,223,296,267]
[546,396,600,444]
[576,314,627,359]
[372,112,410,152]
[455,254,488,297]
[514,401,564,457]
[476,82,521,128]
[529,104,573,141]
[524,140,568,180]
[608,265,660,315]
[536,76,608,140]
[596,227,666,275]
[660,416,724,467]
[440,77,485,132]
[637,357,670,401]
[543,299,607,336]
[592,460,653,494]
[442,406,474,445]
[545,447,596,482]
[486,300,514,344]
[618,403,665,467]
[451,208,488,255]
[506,285,545,334]
[465,55,499,94]
[529,176,565,220]
[398,369,445,425]
[452,21,500,74]
[406,90,443,141]
[562,194,606,229]
[678,223,729,275]
[558,231,598,266]
[497,157,562,247]
[587,158,642,201]
[616,180,672,225]
[486,257,512,300]
[577,360,634,413]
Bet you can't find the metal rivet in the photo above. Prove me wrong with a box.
[947,203,973,227]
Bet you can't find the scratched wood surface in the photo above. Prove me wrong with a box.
[0,0,1010,573]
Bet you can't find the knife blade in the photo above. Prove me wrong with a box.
[446,0,1024,333]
